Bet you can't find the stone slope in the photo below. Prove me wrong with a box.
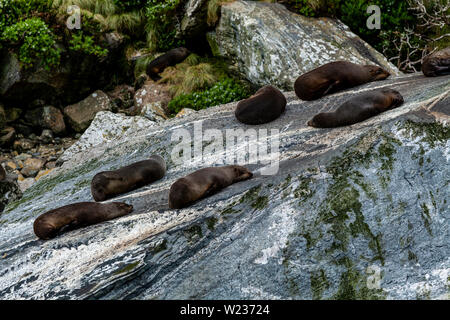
[0,73,448,299]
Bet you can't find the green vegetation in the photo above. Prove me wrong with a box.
[168,77,250,116]
[145,0,184,51]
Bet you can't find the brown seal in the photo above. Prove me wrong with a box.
[146,47,191,80]
[422,47,450,77]
[33,202,133,240]
[169,165,253,209]
[91,155,166,202]
[294,61,390,101]
[307,88,404,128]
[0,166,5,181]
[235,85,287,125]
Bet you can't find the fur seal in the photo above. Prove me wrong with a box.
[307,88,404,128]
[0,165,5,181]
[146,47,191,80]
[169,165,253,209]
[33,202,133,240]
[294,61,391,101]
[91,155,166,202]
[422,47,450,77]
[235,85,287,125]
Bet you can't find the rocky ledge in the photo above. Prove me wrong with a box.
[0,73,448,300]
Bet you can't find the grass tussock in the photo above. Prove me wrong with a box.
[157,54,219,97]
[52,0,146,35]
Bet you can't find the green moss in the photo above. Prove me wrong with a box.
[114,261,140,276]
[206,217,218,231]
[239,185,269,210]
[420,203,432,236]
[294,177,313,202]
[401,121,450,148]
[408,250,418,263]
[310,269,330,299]
[150,239,168,254]
[332,257,386,300]
[183,225,203,244]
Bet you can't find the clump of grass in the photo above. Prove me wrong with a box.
[53,0,146,35]
[159,60,218,97]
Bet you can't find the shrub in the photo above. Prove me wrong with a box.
[145,0,185,51]
[0,17,61,70]
[68,32,108,57]
[167,77,251,116]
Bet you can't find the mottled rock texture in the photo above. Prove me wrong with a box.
[208,0,401,90]
[0,73,448,300]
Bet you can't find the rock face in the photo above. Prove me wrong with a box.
[0,34,130,108]
[208,0,401,90]
[64,91,116,132]
[0,73,448,300]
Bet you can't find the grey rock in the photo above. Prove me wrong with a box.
[208,0,401,90]
[0,74,448,300]
[64,91,116,133]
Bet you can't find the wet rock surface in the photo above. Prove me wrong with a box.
[0,73,448,299]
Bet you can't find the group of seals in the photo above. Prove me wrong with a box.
[33,45,449,241]
[233,61,392,127]
[34,155,167,240]
[146,47,190,81]
[169,166,253,209]
[307,88,404,128]
[422,47,450,77]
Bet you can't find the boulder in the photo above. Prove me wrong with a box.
[0,35,131,108]
[0,74,448,299]
[207,0,401,90]
[21,158,46,178]
[133,81,171,120]
[57,111,156,164]
[25,106,66,135]
[64,91,116,133]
